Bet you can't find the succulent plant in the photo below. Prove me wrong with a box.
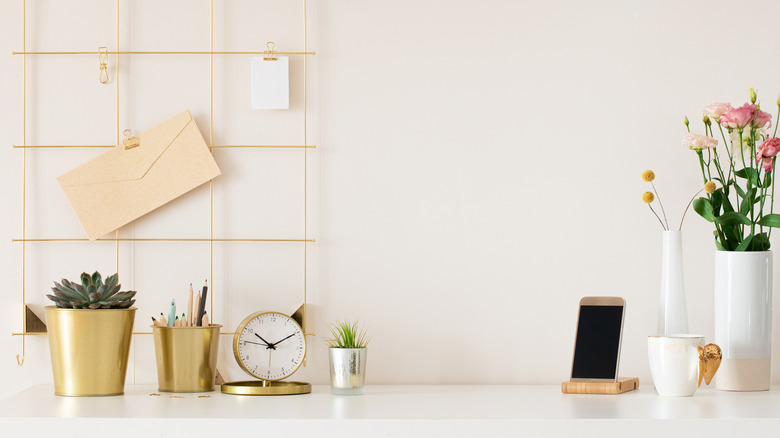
[47,271,136,309]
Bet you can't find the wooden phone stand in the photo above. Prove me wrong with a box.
[561,377,639,394]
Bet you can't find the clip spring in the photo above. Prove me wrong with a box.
[122,129,140,150]
[98,47,109,84]
[263,41,277,61]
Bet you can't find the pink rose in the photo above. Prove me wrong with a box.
[704,102,733,120]
[719,103,756,129]
[753,108,773,129]
[683,133,718,151]
[761,157,774,172]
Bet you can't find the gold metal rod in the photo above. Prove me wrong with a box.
[18,0,26,367]
[14,144,317,149]
[12,51,316,55]
[209,0,214,323]
[210,144,317,149]
[13,238,316,242]
[116,0,120,279]
[13,145,115,148]
[302,0,311,366]
[10,331,319,337]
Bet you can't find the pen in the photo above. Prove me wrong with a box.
[187,283,194,327]
[167,299,176,327]
[159,312,167,327]
[196,280,208,326]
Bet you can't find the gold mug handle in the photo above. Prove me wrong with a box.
[698,343,722,387]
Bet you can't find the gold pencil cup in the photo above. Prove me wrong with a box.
[152,324,222,392]
[45,306,136,396]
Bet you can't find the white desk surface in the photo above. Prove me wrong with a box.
[2,384,780,437]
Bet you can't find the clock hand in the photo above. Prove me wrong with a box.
[244,341,266,346]
[271,333,296,346]
[254,333,275,349]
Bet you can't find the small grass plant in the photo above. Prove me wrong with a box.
[325,320,371,348]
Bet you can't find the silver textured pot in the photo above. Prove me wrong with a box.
[329,348,367,395]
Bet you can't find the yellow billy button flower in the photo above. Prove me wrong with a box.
[705,181,716,194]
[642,192,655,203]
[642,170,655,182]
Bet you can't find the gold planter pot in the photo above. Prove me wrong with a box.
[152,324,222,392]
[45,306,136,396]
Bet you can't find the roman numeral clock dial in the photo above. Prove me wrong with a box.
[221,311,311,395]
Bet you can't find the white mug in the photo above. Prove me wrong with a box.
[647,335,721,396]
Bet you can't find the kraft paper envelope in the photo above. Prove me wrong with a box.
[58,110,221,240]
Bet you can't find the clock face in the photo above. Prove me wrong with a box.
[233,311,306,381]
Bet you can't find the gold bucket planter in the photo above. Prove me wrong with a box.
[45,306,136,396]
[153,324,222,392]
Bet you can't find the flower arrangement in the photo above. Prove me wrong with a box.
[325,320,371,348]
[641,170,712,230]
[686,88,780,251]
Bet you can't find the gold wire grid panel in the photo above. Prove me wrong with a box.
[14,0,315,366]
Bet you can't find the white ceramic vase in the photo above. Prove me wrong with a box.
[657,231,689,335]
[714,250,773,391]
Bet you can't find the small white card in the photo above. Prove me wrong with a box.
[251,56,289,109]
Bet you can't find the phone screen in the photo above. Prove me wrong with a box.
[571,304,624,380]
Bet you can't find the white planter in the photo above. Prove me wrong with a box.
[714,250,773,391]
[657,231,689,335]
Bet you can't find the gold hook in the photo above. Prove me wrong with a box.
[16,354,24,367]
[99,47,109,84]
[122,129,140,149]
[263,41,277,61]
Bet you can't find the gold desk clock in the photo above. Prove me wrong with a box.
[221,311,311,395]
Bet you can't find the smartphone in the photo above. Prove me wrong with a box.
[570,297,626,382]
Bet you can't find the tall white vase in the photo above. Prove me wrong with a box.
[657,231,689,335]
[714,250,773,391]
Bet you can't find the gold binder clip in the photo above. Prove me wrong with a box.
[122,129,140,150]
[99,47,109,84]
[263,41,277,61]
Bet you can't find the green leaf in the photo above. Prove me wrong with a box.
[693,198,715,222]
[740,188,757,215]
[81,272,91,289]
[722,193,736,213]
[734,184,746,199]
[758,214,780,228]
[736,234,754,251]
[752,233,771,251]
[711,190,723,216]
[91,271,102,287]
[715,239,727,251]
[761,172,772,189]
[715,211,752,226]
[735,168,759,185]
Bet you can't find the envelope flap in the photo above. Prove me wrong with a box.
[58,110,195,187]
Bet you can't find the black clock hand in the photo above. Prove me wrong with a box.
[272,333,296,346]
[254,333,275,349]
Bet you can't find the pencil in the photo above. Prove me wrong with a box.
[181,313,187,327]
[187,283,194,327]
[193,294,201,327]
[151,316,160,326]
[202,312,210,326]
[159,313,167,327]
[196,280,208,326]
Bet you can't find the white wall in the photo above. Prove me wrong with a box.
[3,0,780,399]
